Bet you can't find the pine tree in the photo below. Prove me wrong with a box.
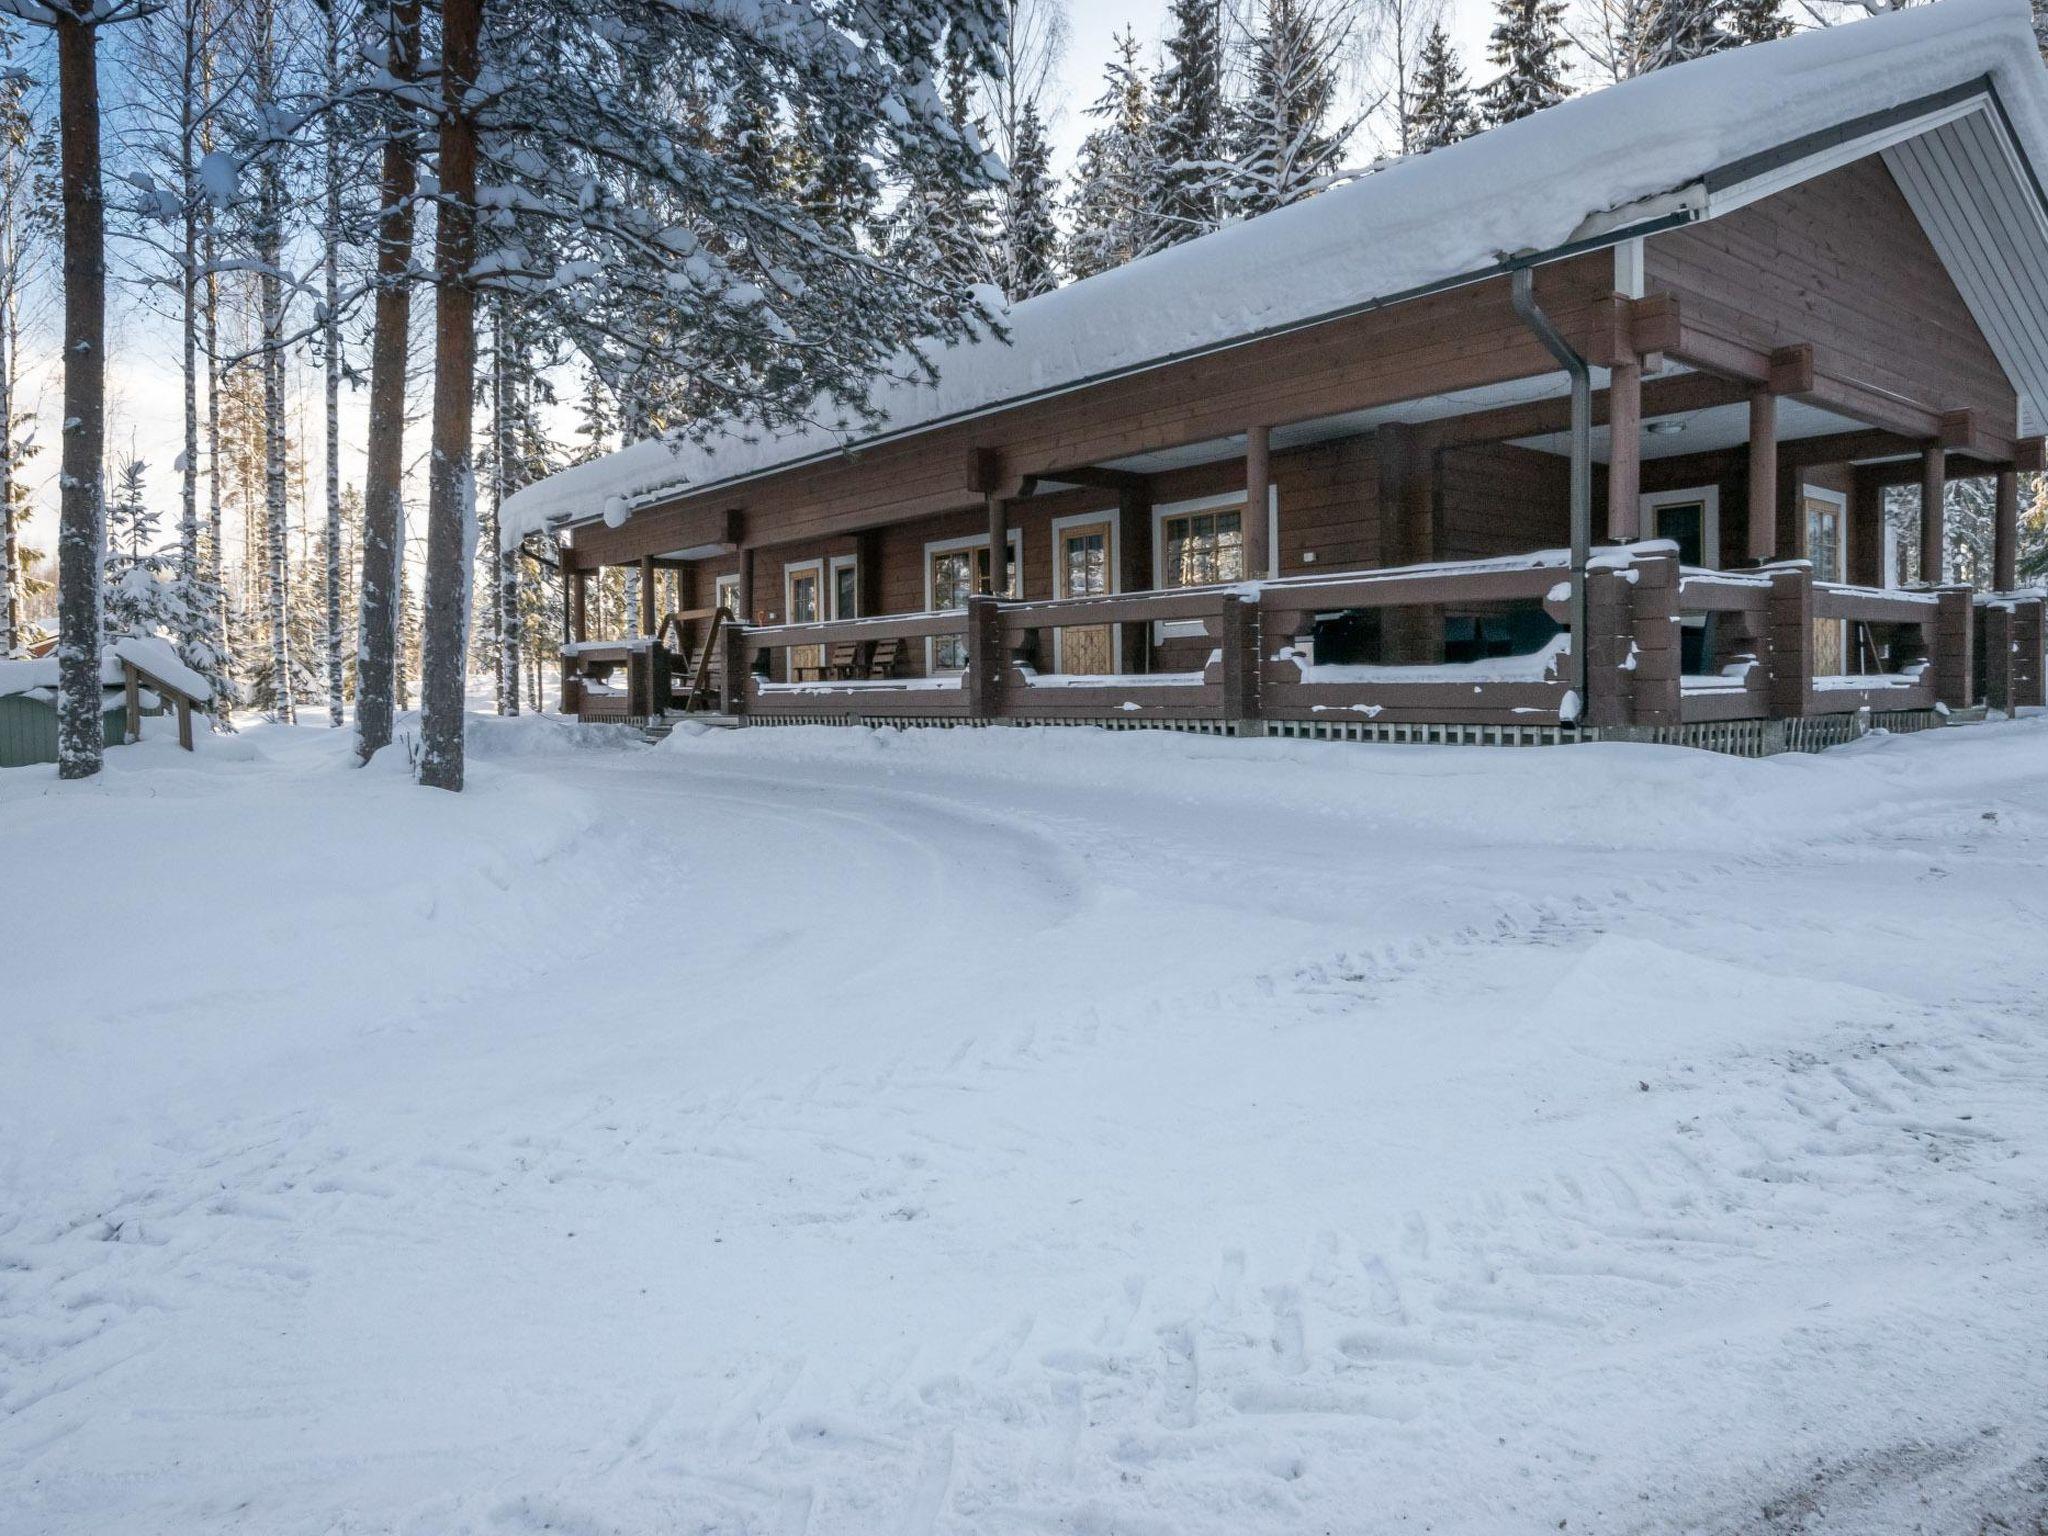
[1634,0,1729,72]
[1066,28,1156,280]
[1405,23,1480,152]
[1148,0,1227,251]
[103,455,182,642]
[575,364,615,464]
[1002,98,1060,298]
[19,0,139,777]
[249,0,293,723]
[353,0,420,763]
[1483,0,1571,125]
[1722,0,1789,46]
[1225,0,1355,219]
[878,42,1000,297]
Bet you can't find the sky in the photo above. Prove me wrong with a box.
[10,0,1507,567]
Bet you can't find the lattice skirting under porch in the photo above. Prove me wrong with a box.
[733,707,1949,755]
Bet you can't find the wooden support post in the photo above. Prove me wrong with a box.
[985,494,1009,596]
[570,566,588,642]
[1243,424,1271,580]
[1580,565,1632,728]
[737,545,756,625]
[1629,545,1681,726]
[1920,446,1946,584]
[856,528,883,618]
[123,663,140,744]
[1218,593,1260,730]
[1766,564,1812,718]
[1846,465,1884,587]
[1933,584,1973,709]
[176,695,193,751]
[1117,483,1152,674]
[1376,424,1441,664]
[963,593,1002,720]
[1982,600,2015,714]
[1747,392,1778,564]
[720,618,749,715]
[2015,597,2047,708]
[1994,469,2019,592]
[1606,360,1641,542]
[638,553,655,636]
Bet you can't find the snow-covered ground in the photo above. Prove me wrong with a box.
[5,712,2047,1534]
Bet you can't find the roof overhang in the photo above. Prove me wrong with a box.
[547,73,2048,543]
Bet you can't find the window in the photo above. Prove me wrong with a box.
[1805,497,1842,581]
[1639,486,1721,570]
[714,574,741,618]
[925,533,1019,671]
[831,557,858,621]
[1161,507,1244,587]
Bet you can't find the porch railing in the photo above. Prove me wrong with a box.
[562,544,2047,736]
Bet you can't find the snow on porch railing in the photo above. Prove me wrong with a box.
[744,608,977,720]
[1257,551,1589,727]
[1674,564,1957,723]
[560,543,1987,731]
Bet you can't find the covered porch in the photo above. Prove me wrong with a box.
[554,279,2047,751]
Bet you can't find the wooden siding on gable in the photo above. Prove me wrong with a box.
[1646,156,2017,433]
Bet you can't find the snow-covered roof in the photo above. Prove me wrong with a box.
[0,651,125,702]
[503,0,2048,550]
[110,636,213,703]
[0,637,212,705]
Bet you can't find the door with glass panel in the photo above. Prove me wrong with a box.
[786,565,822,677]
[1805,492,1845,674]
[928,540,1015,671]
[1056,519,1115,674]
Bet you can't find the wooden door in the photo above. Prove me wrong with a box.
[787,567,822,677]
[1057,520,1114,675]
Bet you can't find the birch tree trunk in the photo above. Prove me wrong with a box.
[417,0,480,790]
[178,0,201,660]
[354,0,419,762]
[1,256,14,657]
[322,0,343,726]
[55,4,106,780]
[255,0,291,722]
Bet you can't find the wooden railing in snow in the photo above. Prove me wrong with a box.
[560,544,2044,735]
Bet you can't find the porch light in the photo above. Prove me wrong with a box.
[1645,420,1686,436]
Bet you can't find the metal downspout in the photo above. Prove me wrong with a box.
[1509,266,1592,716]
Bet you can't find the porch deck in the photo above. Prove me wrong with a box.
[560,544,2047,755]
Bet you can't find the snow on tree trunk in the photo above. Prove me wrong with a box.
[255,0,292,724]
[417,0,481,792]
[54,5,107,781]
[323,0,344,728]
[354,0,420,765]
[490,301,517,716]
[0,244,13,657]
[177,0,201,673]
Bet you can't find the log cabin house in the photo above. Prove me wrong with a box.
[507,0,2048,753]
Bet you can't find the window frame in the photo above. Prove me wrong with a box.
[1150,488,1280,641]
[922,529,1021,674]
[1638,485,1722,570]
